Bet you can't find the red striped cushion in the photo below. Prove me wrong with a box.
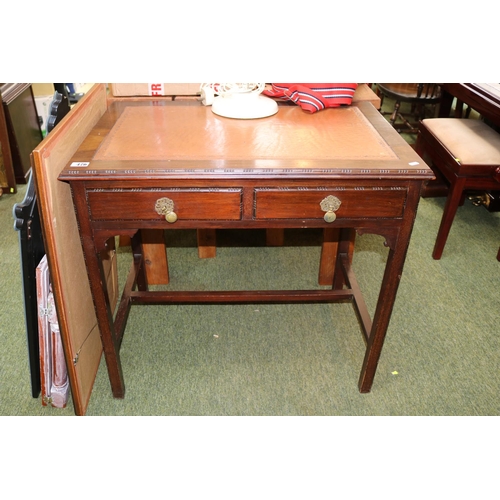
[263,83,358,113]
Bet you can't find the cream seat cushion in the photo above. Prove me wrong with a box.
[421,118,500,165]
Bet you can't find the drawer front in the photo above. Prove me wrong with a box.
[254,187,407,220]
[87,188,242,221]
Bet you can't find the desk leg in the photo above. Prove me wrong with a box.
[358,243,403,392]
[333,228,355,289]
[71,184,125,398]
[266,229,285,246]
[82,244,126,398]
[432,177,466,260]
[318,228,339,285]
[120,230,169,284]
[131,230,148,292]
[142,230,169,284]
[358,183,421,392]
[438,89,454,118]
[318,228,356,286]
[197,229,217,258]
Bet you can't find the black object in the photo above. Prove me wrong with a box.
[13,90,71,397]
[53,83,83,105]
[13,173,45,396]
[46,91,70,134]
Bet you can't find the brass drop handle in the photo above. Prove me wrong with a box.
[155,197,178,223]
[320,195,341,223]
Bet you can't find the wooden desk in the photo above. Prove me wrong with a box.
[439,83,500,127]
[1,84,43,187]
[58,95,432,404]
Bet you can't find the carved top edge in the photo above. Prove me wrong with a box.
[60,167,433,180]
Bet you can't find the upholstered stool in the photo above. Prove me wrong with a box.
[416,118,500,259]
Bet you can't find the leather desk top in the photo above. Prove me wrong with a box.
[62,101,433,180]
[94,105,397,162]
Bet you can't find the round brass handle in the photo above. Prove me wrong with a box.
[320,195,341,223]
[324,211,337,223]
[155,197,178,223]
[165,211,178,223]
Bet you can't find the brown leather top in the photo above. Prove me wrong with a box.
[94,105,398,162]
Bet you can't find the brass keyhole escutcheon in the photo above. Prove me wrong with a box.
[155,197,178,223]
[320,195,341,223]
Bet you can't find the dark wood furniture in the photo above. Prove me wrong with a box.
[54,90,432,410]
[0,93,17,196]
[377,83,441,134]
[416,83,500,260]
[0,84,42,186]
[438,83,500,126]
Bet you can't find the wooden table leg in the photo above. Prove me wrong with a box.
[333,228,356,289]
[358,183,421,392]
[266,229,285,246]
[358,240,404,393]
[318,227,356,288]
[142,229,169,284]
[318,228,339,285]
[119,230,169,284]
[197,229,217,258]
[85,242,125,399]
[432,177,466,260]
[119,235,131,246]
[70,183,126,399]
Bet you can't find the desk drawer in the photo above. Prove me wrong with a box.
[87,188,242,221]
[254,187,407,220]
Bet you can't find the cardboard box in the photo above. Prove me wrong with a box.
[32,83,55,96]
[352,84,381,109]
[109,83,201,97]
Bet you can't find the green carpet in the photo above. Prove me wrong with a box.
[1,176,499,415]
[1,90,499,416]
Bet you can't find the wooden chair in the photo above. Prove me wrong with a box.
[415,117,500,260]
[377,83,441,134]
